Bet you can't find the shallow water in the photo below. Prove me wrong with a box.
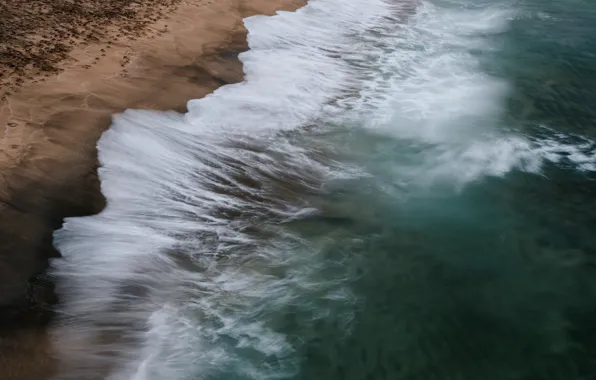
[51,0,596,379]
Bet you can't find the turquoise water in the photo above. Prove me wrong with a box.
[287,1,596,379]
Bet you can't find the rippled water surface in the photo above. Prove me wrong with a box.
[51,0,596,379]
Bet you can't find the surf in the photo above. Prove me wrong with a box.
[49,0,401,379]
[49,0,596,379]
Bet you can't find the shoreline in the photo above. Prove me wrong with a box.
[0,0,304,378]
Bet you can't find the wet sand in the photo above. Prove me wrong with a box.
[0,0,304,378]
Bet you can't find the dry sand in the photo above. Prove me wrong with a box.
[0,0,304,378]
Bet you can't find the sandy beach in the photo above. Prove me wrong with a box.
[0,0,303,378]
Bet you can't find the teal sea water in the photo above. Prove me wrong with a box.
[50,0,596,379]
[292,1,596,379]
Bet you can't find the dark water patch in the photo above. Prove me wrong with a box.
[291,166,596,379]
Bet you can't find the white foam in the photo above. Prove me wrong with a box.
[334,1,512,137]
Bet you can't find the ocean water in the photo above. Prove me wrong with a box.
[50,0,596,379]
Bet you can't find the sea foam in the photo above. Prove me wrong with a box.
[50,1,402,379]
